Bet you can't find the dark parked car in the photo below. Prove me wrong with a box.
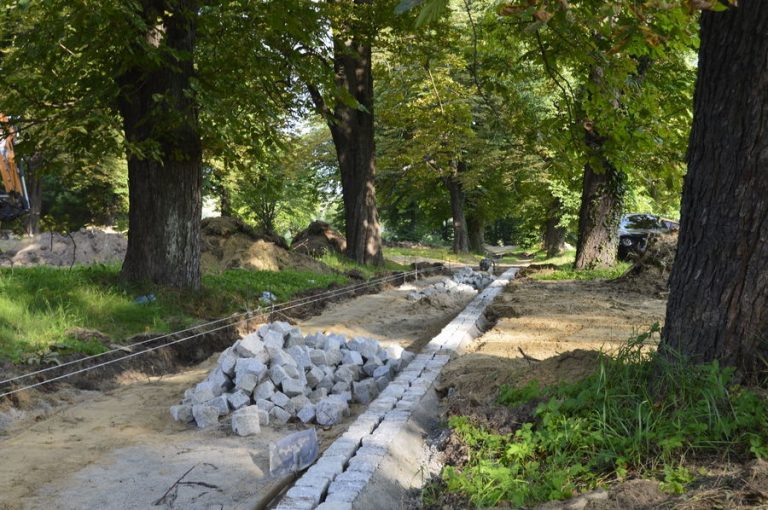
[618,213,679,260]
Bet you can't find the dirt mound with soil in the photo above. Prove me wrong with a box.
[291,220,346,257]
[614,231,677,296]
[0,227,127,268]
[201,217,333,274]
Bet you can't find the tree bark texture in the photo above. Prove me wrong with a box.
[467,215,485,254]
[444,171,469,254]
[573,137,624,269]
[310,0,383,266]
[662,2,768,379]
[544,197,566,258]
[117,0,202,288]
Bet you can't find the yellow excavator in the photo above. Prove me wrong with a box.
[0,113,30,221]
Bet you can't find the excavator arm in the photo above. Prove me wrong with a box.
[0,114,30,221]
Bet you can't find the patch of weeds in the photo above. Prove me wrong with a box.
[529,261,631,281]
[318,253,409,278]
[438,326,768,507]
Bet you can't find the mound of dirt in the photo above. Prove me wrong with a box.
[201,217,333,274]
[0,227,127,268]
[614,232,677,296]
[291,220,346,257]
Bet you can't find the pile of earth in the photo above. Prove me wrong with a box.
[291,220,347,257]
[0,227,127,267]
[614,231,678,296]
[200,216,333,274]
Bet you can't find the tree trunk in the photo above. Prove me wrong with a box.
[573,137,624,269]
[467,214,485,254]
[661,2,768,379]
[543,197,566,258]
[444,171,469,254]
[308,0,383,266]
[21,155,42,236]
[116,0,202,289]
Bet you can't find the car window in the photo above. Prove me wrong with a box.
[623,215,665,230]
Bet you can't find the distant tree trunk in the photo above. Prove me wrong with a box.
[662,2,768,379]
[543,197,566,258]
[306,0,383,266]
[21,155,42,236]
[573,128,624,269]
[116,0,202,289]
[444,169,469,254]
[467,215,485,253]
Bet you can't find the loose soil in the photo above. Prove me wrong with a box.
[429,274,768,510]
[0,274,473,510]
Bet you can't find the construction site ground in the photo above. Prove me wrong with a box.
[0,274,474,510]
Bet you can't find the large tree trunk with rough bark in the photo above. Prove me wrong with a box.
[443,170,469,254]
[116,0,202,289]
[543,197,566,258]
[573,132,624,269]
[467,214,485,254]
[662,2,768,380]
[307,0,383,266]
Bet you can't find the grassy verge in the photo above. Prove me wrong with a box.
[433,329,768,508]
[0,265,348,363]
[384,246,485,265]
[528,261,632,281]
[319,253,410,278]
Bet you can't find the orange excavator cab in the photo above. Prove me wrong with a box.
[0,114,30,221]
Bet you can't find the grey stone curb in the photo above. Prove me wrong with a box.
[275,268,519,510]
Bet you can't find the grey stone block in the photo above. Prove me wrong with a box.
[341,349,364,366]
[235,358,267,382]
[226,390,251,410]
[385,344,405,360]
[207,367,234,394]
[274,497,314,510]
[235,372,260,393]
[323,334,345,351]
[317,375,335,391]
[208,395,230,416]
[282,377,306,397]
[218,347,238,376]
[283,363,303,380]
[270,406,292,424]
[373,364,392,379]
[192,404,219,428]
[232,405,261,436]
[352,378,379,405]
[287,345,312,369]
[309,349,328,366]
[334,365,359,384]
[375,374,391,392]
[270,365,290,386]
[309,387,328,403]
[401,350,416,365]
[267,347,297,367]
[285,329,305,348]
[297,403,316,423]
[253,379,276,400]
[285,485,324,505]
[270,321,293,335]
[303,332,325,349]
[316,397,348,426]
[348,337,379,360]
[316,502,353,510]
[256,398,275,412]
[325,348,343,366]
[236,332,270,362]
[270,391,291,408]
[306,365,325,388]
[262,329,286,351]
[170,404,194,423]
[331,381,351,394]
[291,394,311,410]
[191,381,218,403]
[258,408,270,426]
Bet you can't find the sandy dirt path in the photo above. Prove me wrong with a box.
[0,275,473,510]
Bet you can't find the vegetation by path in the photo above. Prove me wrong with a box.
[0,265,349,364]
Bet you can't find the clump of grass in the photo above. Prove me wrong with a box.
[440,327,768,507]
[318,252,410,278]
[384,245,485,265]
[529,261,632,281]
[0,265,348,363]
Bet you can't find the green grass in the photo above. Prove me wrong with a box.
[0,265,348,363]
[319,252,410,278]
[384,245,486,265]
[529,262,632,281]
[503,248,577,266]
[437,328,768,507]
